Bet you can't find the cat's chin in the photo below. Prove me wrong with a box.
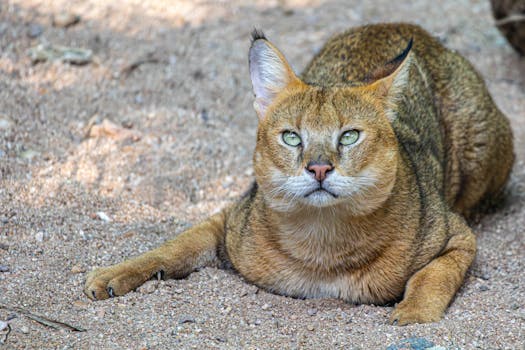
[301,189,340,207]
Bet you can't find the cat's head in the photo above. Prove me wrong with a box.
[249,30,412,215]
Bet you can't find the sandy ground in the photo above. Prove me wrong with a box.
[0,0,524,349]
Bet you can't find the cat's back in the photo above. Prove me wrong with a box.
[301,23,446,85]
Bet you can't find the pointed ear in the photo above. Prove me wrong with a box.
[363,39,413,120]
[249,30,304,119]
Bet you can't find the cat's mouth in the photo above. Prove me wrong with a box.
[304,187,338,198]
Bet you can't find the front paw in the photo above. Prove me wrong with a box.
[389,300,444,326]
[84,265,152,301]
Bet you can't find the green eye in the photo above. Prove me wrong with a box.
[282,131,301,147]
[340,130,360,146]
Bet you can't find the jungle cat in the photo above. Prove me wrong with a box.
[85,23,514,325]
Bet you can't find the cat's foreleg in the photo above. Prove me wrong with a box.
[84,211,227,300]
[390,213,476,325]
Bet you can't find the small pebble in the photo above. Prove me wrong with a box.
[20,326,29,334]
[96,308,106,318]
[96,212,111,222]
[70,265,86,274]
[307,308,318,316]
[0,321,8,332]
[138,281,157,294]
[215,336,227,343]
[73,301,89,309]
[0,115,13,130]
[179,315,196,324]
[28,44,93,65]
[387,337,435,350]
[479,285,489,292]
[35,231,45,242]
[261,303,272,311]
[53,12,80,28]
[0,265,9,272]
[20,149,39,160]
[306,324,315,331]
[27,23,43,38]
[240,285,258,296]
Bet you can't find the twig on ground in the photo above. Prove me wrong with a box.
[495,14,525,26]
[0,324,11,345]
[0,303,86,332]
[120,53,166,77]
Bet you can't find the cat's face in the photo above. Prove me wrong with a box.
[248,31,410,213]
[254,87,398,213]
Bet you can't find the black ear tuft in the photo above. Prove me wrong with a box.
[387,38,413,66]
[251,28,267,43]
[363,38,414,83]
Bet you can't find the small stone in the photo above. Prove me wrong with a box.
[261,303,272,311]
[70,265,86,274]
[96,212,111,222]
[178,315,196,324]
[35,231,45,242]
[306,324,315,331]
[138,281,157,294]
[0,243,8,250]
[20,326,29,334]
[215,336,227,343]
[307,308,318,316]
[479,285,489,292]
[0,265,9,272]
[53,12,80,28]
[121,231,135,239]
[221,175,234,188]
[19,149,39,160]
[387,337,435,350]
[240,285,258,296]
[73,301,89,309]
[0,115,13,130]
[134,94,144,104]
[199,109,209,123]
[27,23,43,38]
[96,308,106,318]
[28,44,93,65]
[87,119,141,141]
[0,321,8,332]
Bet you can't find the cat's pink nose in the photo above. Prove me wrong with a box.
[307,162,334,181]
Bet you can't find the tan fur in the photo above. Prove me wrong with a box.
[84,23,514,325]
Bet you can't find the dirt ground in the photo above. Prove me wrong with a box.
[0,0,524,349]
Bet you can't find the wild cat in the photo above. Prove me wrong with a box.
[85,23,514,325]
